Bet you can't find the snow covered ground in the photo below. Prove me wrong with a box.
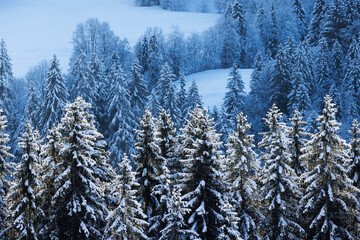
[184,68,253,108]
[0,0,220,77]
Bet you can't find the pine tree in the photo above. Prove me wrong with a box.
[330,39,344,117]
[293,0,307,41]
[147,89,162,117]
[107,56,135,168]
[231,0,246,66]
[316,38,332,101]
[267,3,280,59]
[7,121,43,240]
[133,110,163,233]
[177,74,187,121]
[50,97,108,239]
[106,154,148,240]
[269,47,292,116]
[256,3,266,46]
[223,64,245,126]
[217,199,241,240]
[71,52,96,105]
[258,104,304,239]
[225,112,261,240]
[39,55,68,136]
[307,0,328,46]
[348,119,360,192]
[180,107,224,239]
[127,58,149,121]
[156,63,180,126]
[159,186,197,240]
[0,110,13,238]
[24,81,40,129]
[299,95,360,239]
[288,110,309,176]
[183,80,203,118]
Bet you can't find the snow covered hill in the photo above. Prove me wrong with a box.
[184,68,253,108]
[0,0,220,77]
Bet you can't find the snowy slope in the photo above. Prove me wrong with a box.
[0,0,220,77]
[184,68,253,108]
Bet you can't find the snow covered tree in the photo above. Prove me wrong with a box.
[0,110,13,238]
[166,27,185,76]
[315,38,332,102]
[24,81,40,129]
[127,58,149,121]
[269,47,292,116]
[159,186,197,240]
[223,64,245,126]
[7,121,43,240]
[348,119,360,192]
[258,104,304,239]
[180,107,224,239]
[71,51,96,106]
[50,97,108,239]
[225,112,261,240]
[107,55,135,168]
[307,0,328,46]
[133,110,163,233]
[267,3,280,59]
[155,63,180,126]
[183,80,203,118]
[288,110,309,176]
[177,74,187,120]
[106,154,148,240]
[288,42,313,115]
[147,89,161,117]
[217,198,241,240]
[39,54,68,136]
[299,95,360,239]
[293,0,307,41]
[329,39,344,117]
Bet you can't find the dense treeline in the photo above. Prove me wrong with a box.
[0,0,360,238]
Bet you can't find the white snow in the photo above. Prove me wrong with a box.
[0,0,220,77]
[184,68,253,108]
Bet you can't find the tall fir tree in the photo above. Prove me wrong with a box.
[316,38,332,102]
[183,80,203,118]
[307,0,328,46]
[106,154,148,240]
[147,89,162,117]
[293,0,307,41]
[267,3,280,59]
[39,55,68,136]
[258,104,304,239]
[223,64,245,126]
[348,119,360,193]
[50,97,108,239]
[24,82,40,129]
[225,112,261,240]
[133,110,163,235]
[127,58,149,121]
[177,74,187,121]
[7,121,43,240]
[0,110,13,238]
[299,95,360,239]
[180,107,224,239]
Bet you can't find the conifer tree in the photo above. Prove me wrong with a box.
[223,64,245,126]
[267,3,280,59]
[225,112,261,239]
[177,74,187,121]
[147,89,161,117]
[330,39,344,116]
[299,95,360,239]
[107,56,135,168]
[258,104,304,239]
[307,0,328,46]
[39,55,68,136]
[316,38,332,101]
[183,80,203,118]
[293,0,307,41]
[106,154,148,240]
[0,110,13,238]
[159,186,197,240]
[127,58,149,121]
[288,110,309,176]
[217,199,241,240]
[50,97,108,239]
[7,121,43,240]
[133,110,163,233]
[156,63,180,126]
[348,119,360,192]
[24,82,40,129]
[180,107,224,239]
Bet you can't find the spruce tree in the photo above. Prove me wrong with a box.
[223,64,245,126]
[24,82,40,129]
[127,58,149,121]
[316,38,332,101]
[180,107,224,239]
[225,112,261,240]
[7,121,43,240]
[106,154,148,240]
[267,3,280,59]
[50,97,108,239]
[0,110,13,238]
[217,199,241,240]
[299,95,360,239]
[258,104,304,239]
[293,0,307,41]
[348,119,360,192]
[147,89,161,117]
[288,110,309,176]
[177,74,187,121]
[307,0,328,46]
[133,110,163,234]
[39,55,68,136]
[183,80,203,118]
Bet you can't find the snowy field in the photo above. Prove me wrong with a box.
[184,68,253,108]
[0,0,220,77]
